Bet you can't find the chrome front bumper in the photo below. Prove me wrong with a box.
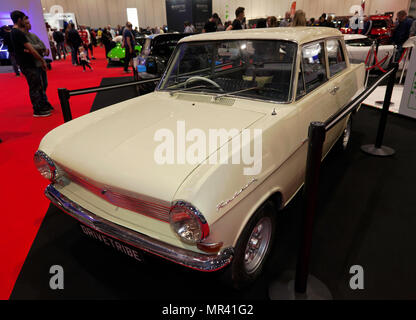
[45,184,233,272]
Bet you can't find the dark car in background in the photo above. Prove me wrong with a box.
[0,37,9,65]
[0,27,11,65]
[136,33,192,93]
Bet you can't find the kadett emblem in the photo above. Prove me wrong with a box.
[216,178,257,211]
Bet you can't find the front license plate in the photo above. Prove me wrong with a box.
[111,58,120,61]
[79,224,143,262]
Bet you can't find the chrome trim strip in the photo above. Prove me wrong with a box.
[45,185,234,272]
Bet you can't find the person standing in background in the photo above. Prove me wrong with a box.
[2,26,20,76]
[108,25,116,39]
[392,10,413,61]
[327,16,335,28]
[97,27,103,45]
[53,28,66,59]
[279,12,291,27]
[78,25,90,61]
[66,23,82,66]
[85,27,95,60]
[203,13,220,33]
[101,28,112,59]
[24,17,53,111]
[184,22,194,33]
[267,16,278,28]
[362,16,373,35]
[9,10,51,117]
[291,10,307,27]
[122,21,136,73]
[226,7,245,31]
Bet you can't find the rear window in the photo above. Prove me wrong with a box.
[345,38,373,47]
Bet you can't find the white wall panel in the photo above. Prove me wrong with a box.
[41,0,412,29]
[41,0,167,29]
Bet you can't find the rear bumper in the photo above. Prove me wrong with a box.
[45,184,233,272]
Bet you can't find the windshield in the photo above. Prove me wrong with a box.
[158,40,297,103]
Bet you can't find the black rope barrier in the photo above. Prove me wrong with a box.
[270,63,399,299]
[294,62,398,296]
[58,77,161,122]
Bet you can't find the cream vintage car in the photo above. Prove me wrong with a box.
[35,27,365,287]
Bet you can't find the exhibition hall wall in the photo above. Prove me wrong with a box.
[40,0,412,29]
[0,0,51,59]
[212,0,412,21]
[40,0,168,29]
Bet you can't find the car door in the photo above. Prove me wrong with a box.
[295,40,338,158]
[326,38,361,142]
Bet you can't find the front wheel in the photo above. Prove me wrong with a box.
[222,201,277,289]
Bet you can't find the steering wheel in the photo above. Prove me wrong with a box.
[184,76,224,91]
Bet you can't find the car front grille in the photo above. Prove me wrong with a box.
[62,168,171,223]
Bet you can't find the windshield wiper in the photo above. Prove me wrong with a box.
[167,85,222,96]
[212,86,261,101]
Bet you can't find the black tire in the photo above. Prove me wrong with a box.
[221,200,277,289]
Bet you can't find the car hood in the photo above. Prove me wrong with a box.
[41,92,267,202]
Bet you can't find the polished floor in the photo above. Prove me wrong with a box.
[7,76,416,299]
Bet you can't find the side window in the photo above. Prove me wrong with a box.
[327,39,347,77]
[301,42,327,93]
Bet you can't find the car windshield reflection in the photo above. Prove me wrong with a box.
[158,40,297,103]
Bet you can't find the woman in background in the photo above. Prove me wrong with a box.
[292,10,307,27]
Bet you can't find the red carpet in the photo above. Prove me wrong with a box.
[0,47,131,299]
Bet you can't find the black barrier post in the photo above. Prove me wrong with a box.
[58,88,72,123]
[269,122,332,300]
[295,122,327,294]
[361,62,398,157]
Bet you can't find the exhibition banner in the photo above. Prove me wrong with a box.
[165,0,193,32]
[165,0,212,32]
[192,0,212,31]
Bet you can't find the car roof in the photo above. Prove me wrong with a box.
[178,27,342,45]
[343,34,367,40]
[148,33,188,40]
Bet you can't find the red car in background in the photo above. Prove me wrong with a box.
[338,15,392,44]
[369,15,392,43]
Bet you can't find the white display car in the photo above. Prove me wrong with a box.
[343,34,394,69]
[35,27,365,287]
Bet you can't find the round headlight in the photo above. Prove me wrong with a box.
[34,150,56,181]
[169,201,209,244]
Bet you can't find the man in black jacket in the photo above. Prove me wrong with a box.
[66,23,82,65]
[53,28,66,59]
[392,10,413,61]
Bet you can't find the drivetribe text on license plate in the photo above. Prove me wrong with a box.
[79,224,143,262]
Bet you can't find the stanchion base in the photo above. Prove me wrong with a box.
[268,271,332,300]
[360,144,396,157]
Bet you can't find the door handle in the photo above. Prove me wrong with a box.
[329,86,340,95]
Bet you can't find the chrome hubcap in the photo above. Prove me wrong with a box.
[244,217,272,274]
[342,119,351,149]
